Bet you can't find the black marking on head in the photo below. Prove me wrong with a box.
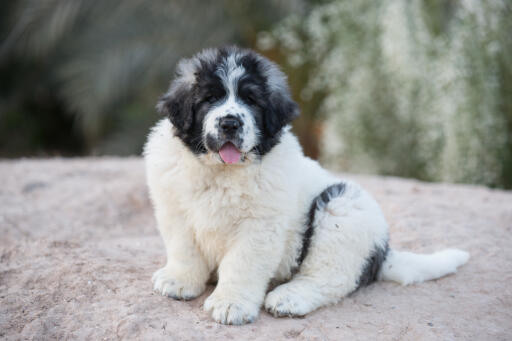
[237,51,299,156]
[296,183,347,267]
[156,49,228,155]
[355,242,389,289]
[156,84,195,136]
[156,84,209,155]
[263,90,299,137]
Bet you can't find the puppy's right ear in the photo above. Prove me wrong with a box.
[156,81,195,134]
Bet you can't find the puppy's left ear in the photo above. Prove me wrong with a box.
[264,90,299,137]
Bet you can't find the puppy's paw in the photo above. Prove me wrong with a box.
[265,285,313,317]
[203,291,259,325]
[152,267,205,300]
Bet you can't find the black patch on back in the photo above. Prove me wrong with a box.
[356,242,389,289]
[296,183,347,267]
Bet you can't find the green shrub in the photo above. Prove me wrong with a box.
[261,0,512,188]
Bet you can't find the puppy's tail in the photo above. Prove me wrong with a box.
[378,248,470,285]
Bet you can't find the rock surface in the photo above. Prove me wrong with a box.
[1,158,511,340]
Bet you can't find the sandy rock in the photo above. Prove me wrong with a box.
[1,158,511,340]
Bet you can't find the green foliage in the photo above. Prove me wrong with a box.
[0,0,300,155]
[262,0,512,188]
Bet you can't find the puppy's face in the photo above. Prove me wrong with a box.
[157,47,298,166]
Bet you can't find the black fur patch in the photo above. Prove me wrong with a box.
[297,183,347,266]
[356,242,389,289]
[233,50,298,156]
[156,55,226,155]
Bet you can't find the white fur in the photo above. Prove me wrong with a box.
[144,119,469,325]
[379,249,470,285]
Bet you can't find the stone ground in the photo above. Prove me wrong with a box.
[1,158,511,340]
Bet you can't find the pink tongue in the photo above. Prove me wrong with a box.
[219,142,242,164]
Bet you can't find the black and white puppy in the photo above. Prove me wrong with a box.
[144,46,469,325]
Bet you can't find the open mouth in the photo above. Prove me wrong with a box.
[218,142,242,164]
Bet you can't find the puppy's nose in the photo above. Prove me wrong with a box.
[220,116,242,134]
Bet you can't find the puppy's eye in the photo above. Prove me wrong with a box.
[203,95,217,104]
[245,93,258,105]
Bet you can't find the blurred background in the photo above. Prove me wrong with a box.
[1,0,511,188]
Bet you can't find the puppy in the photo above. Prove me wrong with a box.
[144,46,469,325]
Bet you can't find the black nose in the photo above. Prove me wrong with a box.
[219,116,242,134]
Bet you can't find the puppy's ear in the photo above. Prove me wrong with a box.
[264,89,299,137]
[156,82,195,134]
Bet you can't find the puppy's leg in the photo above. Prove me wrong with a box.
[152,208,209,300]
[265,227,364,317]
[204,219,285,325]
[265,184,388,317]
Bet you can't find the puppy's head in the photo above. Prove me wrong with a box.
[157,46,298,165]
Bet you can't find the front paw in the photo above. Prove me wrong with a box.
[152,267,205,300]
[203,290,259,325]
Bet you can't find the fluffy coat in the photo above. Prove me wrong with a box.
[144,47,469,325]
